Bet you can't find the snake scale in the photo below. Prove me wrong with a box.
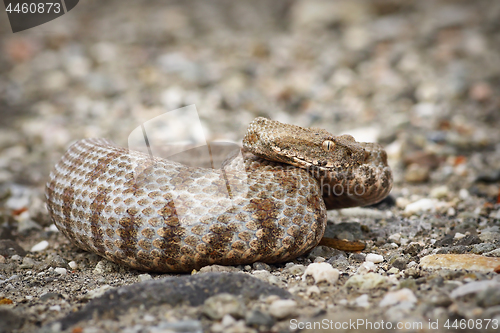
[46,117,392,272]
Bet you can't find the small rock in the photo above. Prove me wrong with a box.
[0,308,24,332]
[245,310,275,328]
[484,248,500,257]
[354,294,370,308]
[202,293,246,320]
[84,285,114,299]
[93,260,121,274]
[269,299,297,319]
[350,253,366,263]
[379,288,417,308]
[388,233,401,244]
[404,198,437,215]
[0,240,26,258]
[54,267,67,275]
[357,261,377,274]
[20,257,36,269]
[366,254,384,263]
[430,186,449,199]
[471,243,496,254]
[198,265,241,273]
[391,257,408,270]
[68,261,78,270]
[476,287,500,308]
[404,163,429,183]
[455,234,481,246]
[453,232,466,240]
[152,320,203,333]
[403,242,423,256]
[40,292,63,302]
[387,267,399,275]
[450,279,500,299]
[345,273,388,290]
[306,285,320,297]
[284,264,306,276]
[421,254,500,273]
[138,274,152,282]
[253,262,272,271]
[302,263,339,284]
[30,240,49,252]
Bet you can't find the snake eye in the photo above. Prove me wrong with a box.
[322,140,335,152]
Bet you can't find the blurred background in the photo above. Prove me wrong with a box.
[0,0,499,205]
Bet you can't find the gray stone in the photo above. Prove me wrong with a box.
[476,287,500,308]
[202,293,246,320]
[245,309,275,328]
[0,240,26,258]
[252,262,272,271]
[0,308,23,333]
[52,272,290,330]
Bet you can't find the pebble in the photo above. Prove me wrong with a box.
[484,248,500,257]
[268,299,297,319]
[30,241,49,252]
[54,267,67,275]
[421,254,500,273]
[345,273,388,290]
[404,198,437,215]
[84,285,114,299]
[365,254,384,263]
[450,279,500,299]
[354,294,370,308]
[302,263,340,284]
[284,264,306,276]
[245,309,275,328]
[357,261,377,274]
[430,186,449,199]
[138,274,152,282]
[0,240,27,258]
[202,293,246,320]
[387,267,399,274]
[252,262,272,271]
[68,261,78,270]
[379,288,417,309]
[476,287,500,308]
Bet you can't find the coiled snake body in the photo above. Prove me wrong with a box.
[46,118,392,272]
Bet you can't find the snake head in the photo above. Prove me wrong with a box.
[243,117,369,170]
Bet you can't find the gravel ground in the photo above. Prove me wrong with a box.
[1,1,500,332]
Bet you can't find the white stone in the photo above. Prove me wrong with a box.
[85,285,114,299]
[354,294,370,308]
[54,267,67,275]
[68,261,78,270]
[454,232,466,240]
[357,261,377,274]
[302,263,339,284]
[388,233,401,243]
[31,240,49,252]
[138,274,152,282]
[430,186,449,199]
[366,254,384,264]
[379,288,417,308]
[387,267,399,274]
[345,273,388,290]
[338,207,387,219]
[404,198,437,215]
[269,299,297,319]
[306,285,321,297]
[450,279,500,299]
[49,305,61,312]
[459,189,470,200]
